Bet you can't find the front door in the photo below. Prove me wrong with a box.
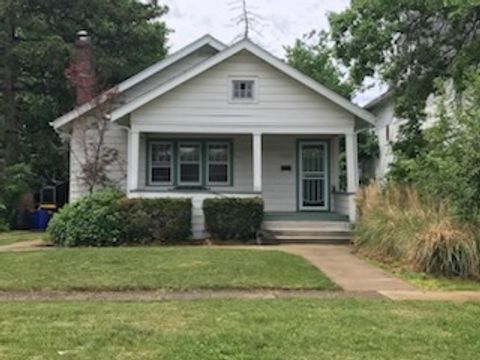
[298,141,329,211]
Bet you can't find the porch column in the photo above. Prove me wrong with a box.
[128,130,140,192]
[252,132,263,192]
[345,131,358,222]
[330,136,341,191]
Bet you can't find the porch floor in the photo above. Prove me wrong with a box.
[264,212,349,222]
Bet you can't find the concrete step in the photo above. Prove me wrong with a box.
[263,221,351,231]
[260,234,351,245]
[269,229,353,238]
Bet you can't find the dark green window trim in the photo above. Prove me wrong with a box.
[146,138,234,188]
[147,140,174,186]
[177,141,203,186]
[205,141,233,186]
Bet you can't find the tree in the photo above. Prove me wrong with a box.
[285,31,355,99]
[328,1,480,176]
[0,0,169,185]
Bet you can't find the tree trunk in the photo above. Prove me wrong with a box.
[3,13,18,167]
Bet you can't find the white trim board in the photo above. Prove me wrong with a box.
[51,35,226,130]
[110,39,376,125]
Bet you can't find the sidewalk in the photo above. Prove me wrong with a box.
[277,244,480,303]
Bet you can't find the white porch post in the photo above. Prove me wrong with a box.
[345,131,358,222]
[330,136,340,191]
[252,132,263,192]
[128,130,140,192]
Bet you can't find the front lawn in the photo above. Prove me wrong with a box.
[366,257,480,291]
[0,247,336,291]
[0,231,46,246]
[1,299,479,359]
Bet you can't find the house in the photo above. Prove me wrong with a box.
[51,33,376,239]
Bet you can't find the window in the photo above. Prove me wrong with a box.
[147,139,233,187]
[207,142,230,185]
[231,79,255,101]
[386,125,390,142]
[178,142,202,185]
[149,142,173,184]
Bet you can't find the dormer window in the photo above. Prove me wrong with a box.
[230,78,257,102]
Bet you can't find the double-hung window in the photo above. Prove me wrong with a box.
[148,139,232,187]
[178,142,202,185]
[207,142,231,185]
[149,142,173,184]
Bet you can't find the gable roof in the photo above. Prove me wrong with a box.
[110,38,376,125]
[52,35,376,130]
[364,90,393,111]
[51,35,226,129]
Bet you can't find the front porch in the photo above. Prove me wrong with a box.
[127,130,359,239]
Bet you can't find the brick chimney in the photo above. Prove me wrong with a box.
[66,30,97,105]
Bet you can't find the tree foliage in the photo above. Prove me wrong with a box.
[329,1,480,175]
[403,72,480,222]
[330,0,480,119]
[285,31,355,99]
[0,0,169,185]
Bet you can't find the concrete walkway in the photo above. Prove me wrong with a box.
[278,245,417,292]
[276,244,480,303]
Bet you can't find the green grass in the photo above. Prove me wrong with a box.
[0,299,479,359]
[366,257,480,291]
[0,231,46,246]
[0,247,336,291]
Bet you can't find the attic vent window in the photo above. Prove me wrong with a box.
[231,79,256,101]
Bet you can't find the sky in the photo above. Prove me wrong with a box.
[161,0,383,105]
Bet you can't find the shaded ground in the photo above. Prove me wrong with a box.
[1,299,479,360]
[0,231,46,247]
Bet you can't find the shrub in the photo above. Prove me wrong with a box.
[203,197,264,241]
[355,183,480,279]
[117,198,192,244]
[48,189,124,247]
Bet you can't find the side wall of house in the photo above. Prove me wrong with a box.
[371,99,403,179]
[69,117,128,201]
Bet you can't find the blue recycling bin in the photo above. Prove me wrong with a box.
[32,208,50,230]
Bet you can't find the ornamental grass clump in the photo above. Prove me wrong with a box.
[355,183,480,279]
[409,221,479,278]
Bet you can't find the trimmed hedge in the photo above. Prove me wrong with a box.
[203,197,264,241]
[48,190,192,247]
[48,189,124,247]
[117,198,192,244]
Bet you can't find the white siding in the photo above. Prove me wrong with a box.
[262,135,296,211]
[333,193,350,217]
[122,47,218,104]
[69,117,128,201]
[131,50,355,130]
[371,98,404,179]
